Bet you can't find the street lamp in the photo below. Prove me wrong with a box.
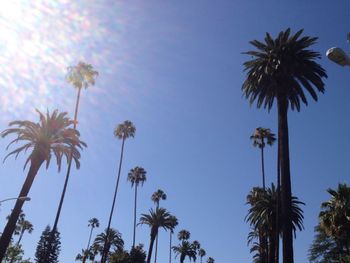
[0,196,31,204]
[326,47,350,66]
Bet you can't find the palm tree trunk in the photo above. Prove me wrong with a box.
[169,232,172,263]
[16,229,25,246]
[261,141,266,190]
[155,203,160,263]
[132,185,138,248]
[147,232,157,263]
[52,87,81,232]
[275,136,281,263]
[268,226,276,263]
[154,235,159,263]
[0,157,44,261]
[277,97,293,263]
[86,226,93,251]
[101,137,126,263]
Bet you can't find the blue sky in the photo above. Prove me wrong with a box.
[0,0,350,262]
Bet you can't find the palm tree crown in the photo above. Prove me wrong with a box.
[151,189,167,207]
[93,228,124,257]
[88,218,100,229]
[66,61,98,89]
[242,28,327,111]
[172,241,197,263]
[127,167,147,187]
[114,120,136,140]
[319,184,350,241]
[2,109,86,171]
[250,127,276,148]
[177,230,190,241]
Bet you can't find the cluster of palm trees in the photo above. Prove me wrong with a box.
[242,28,328,263]
[0,60,215,262]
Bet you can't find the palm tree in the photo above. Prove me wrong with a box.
[206,257,214,263]
[76,249,94,263]
[53,62,98,232]
[87,218,100,251]
[93,228,124,261]
[151,189,167,263]
[177,230,190,241]
[250,127,276,189]
[139,207,177,263]
[0,109,86,261]
[192,241,201,262]
[246,184,305,263]
[128,166,147,248]
[101,120,136,263]
[319,183,350,254]
[16,219,33,246]
[168,215,178,263]
[242,28,327,262]
[172,240,197,263]
[152,189,167,208]
[198,248,206,263]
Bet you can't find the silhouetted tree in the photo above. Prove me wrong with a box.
[35,226,61,263]
[242,28,327,263]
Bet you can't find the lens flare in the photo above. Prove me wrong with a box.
[0,0,112,120]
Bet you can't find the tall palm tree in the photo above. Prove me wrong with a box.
[246,184,305,263]
[168,215,178,263]
[250,127,276,189]
[198,248,206,263]
[319,183,350,254]
[139,207,177,263]
[0,109,86,261]
[93,228,124,261]
[87,218,100,251]
[151,189,167,263]
[128,166,147,248]
[52,62,98,233]
[242,28,327,262]
[172,240,197,263]
[101,120,136,263]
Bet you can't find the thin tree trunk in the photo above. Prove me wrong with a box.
[101,137,126,263]
[52,87,81,232]
[155,202,160,263]
[261,141,266,190]
[275,135,281,263]
[147,232,157,263]
[86,226,94,251]
[169,232,172,263]
[0,157,44,261]
[17,230,25,246]
[260,139,268,263]
[132,185,138,248]
[277,97,293,263]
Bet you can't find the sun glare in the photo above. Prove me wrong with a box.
[0,0,109,120]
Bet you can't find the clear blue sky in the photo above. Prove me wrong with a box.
[0,1,349,262]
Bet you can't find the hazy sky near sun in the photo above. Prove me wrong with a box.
[0,1,350,262]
